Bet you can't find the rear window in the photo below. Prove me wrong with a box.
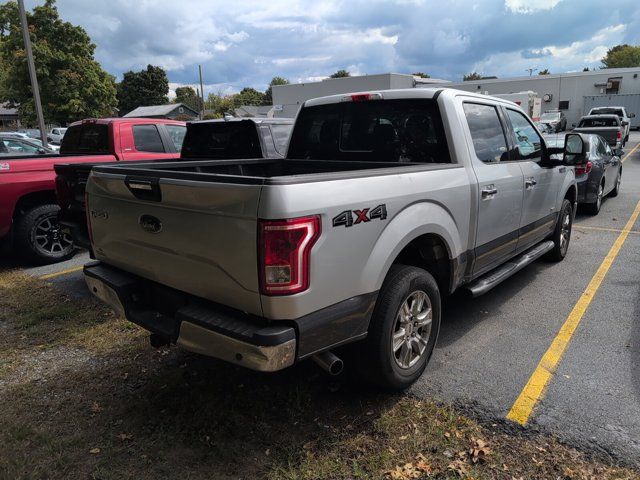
[133,125,165,153]
[579,117,619,128]
[60,124,110,154]
[181,121,262,159]
[287,99,450,163]
[591,108,623,118]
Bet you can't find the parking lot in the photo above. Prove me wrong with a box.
[3,132,640,475]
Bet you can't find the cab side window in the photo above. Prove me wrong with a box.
[133,125,165,153]
[505,109,542,162]
[463,103,509,163]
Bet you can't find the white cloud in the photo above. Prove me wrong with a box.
[505,0,562,14]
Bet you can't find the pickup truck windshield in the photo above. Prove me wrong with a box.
[181,121,262,159]
[579,118,619,127]
[60,124,110,154]
[287,99,450,163]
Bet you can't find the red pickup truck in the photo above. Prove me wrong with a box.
[0,118,186,264]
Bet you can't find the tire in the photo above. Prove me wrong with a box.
[586,180,604,215]
[14,204,75,265]
[547,198,573,262]
[609,170,621,197]
[354,265,441,390]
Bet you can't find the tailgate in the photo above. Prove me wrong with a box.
[86,170,264,315]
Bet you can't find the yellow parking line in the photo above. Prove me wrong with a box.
[39,265,83,280]
[507,199,640,425]
[576,225,640,235]
[621,143,639,163]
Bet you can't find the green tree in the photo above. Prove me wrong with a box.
[412,72,431,78]
[539,68,550,75]
[601,44,640,68]
[263,76,289,105]
[0,0,117,125]
[463,72,482,81]
[117,64,169,116]
[330,69,351,78]
[583,67,591,72]
[233,87,265,107]
[205,91,235,118]
[174,85,202,111]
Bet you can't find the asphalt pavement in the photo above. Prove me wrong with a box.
[5,132,640,467]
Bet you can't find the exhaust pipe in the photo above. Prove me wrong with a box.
[312,350,344,376]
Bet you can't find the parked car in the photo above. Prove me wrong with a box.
[587,106,634,143]
[0,136,57,155]
[55,117,294,251]
[82,88,578,390]
[539,110,567,132]
[573,115,624,149]
[0,118,186,264]
[546,133,622,215]
[47,127,67,145]
[534,122,555,135]
[18,128,42,139]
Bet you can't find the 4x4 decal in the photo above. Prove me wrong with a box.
[332,204,387,228]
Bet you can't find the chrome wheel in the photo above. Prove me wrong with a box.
[392,290,432,369]
[559,210,571,255]
[33,215,73,257]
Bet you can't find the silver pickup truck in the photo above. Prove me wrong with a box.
[83,88,580,389]
[573,114,624,149]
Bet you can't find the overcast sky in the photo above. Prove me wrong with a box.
[24,0,640,98]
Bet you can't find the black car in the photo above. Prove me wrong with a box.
[548,133,622,215]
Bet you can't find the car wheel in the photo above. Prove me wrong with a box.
[609,170,621,197]
[547,198,573,262]
[354,265,441,390]
[14,204,76,265]
[586,181,604,215]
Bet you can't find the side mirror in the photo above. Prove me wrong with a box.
[614,148,624,157]
[37,148,47,154]
[621,120,629,126]
[563,133,585,165]
[630,113,636,118]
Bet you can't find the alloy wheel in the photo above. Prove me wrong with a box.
[33,215,73,257]
[392,290,433,369]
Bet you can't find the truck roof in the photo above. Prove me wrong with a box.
[68,117,186,127]
[192,117,294,125]
[303,87,522,109]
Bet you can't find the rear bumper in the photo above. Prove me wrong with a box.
[84,263,296,372]
[84,262,377,371]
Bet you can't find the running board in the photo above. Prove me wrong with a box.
[465,241,555,297]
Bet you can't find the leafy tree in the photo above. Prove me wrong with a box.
[463,72,482,81]
[233,87,265,107]
[174,85,202,111]
[412,72,431,78]
[263,76,289,105]
[538,69,550,75]
[0,0,117,125]
[601,44,640,68]
[117,64,169,116]
[583,67,591,72]
[205,91,236,118]
[330,69,351,78]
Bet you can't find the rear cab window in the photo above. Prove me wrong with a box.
[60,124,110,154]
[579,117,619,127]
[287,99,450,163]
[132,125,165,153]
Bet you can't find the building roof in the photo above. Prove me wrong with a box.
[447,67,640,86]
[123,103,198,117]
[0,103,18,117]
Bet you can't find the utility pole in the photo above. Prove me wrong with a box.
[525,68,537,77]
[17,0,48,147]
[198,65,205,120]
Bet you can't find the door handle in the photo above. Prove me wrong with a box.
[481,185,498,197]
[525,178,537,189]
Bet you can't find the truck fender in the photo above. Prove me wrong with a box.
[557,174,577,213]
[361,201,463,293]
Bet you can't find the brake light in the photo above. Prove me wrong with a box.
[617,130,622,140]
[55,176,73,209]
[341,92,383,102]
[575,161,593,175]
[258,216,320,295]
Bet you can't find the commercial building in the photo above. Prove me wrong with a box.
[271,68,640,128]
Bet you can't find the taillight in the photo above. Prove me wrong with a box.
[55,176,73,209]
[258,215,320,296]
[341,92,383,102]
[617,130,622,140]
[575,161,593,175]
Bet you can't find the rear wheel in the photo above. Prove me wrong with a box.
[547,199,573,262]
[14,204,75,265]
[586,181,604,215]
[354,265,441,390]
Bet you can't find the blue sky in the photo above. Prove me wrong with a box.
[24,0,640,98]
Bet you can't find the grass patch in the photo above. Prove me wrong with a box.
[0,268,638,479]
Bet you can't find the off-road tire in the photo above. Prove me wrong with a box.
[354,265,441,390]
[14,204,75,265]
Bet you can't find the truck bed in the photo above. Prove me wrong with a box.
[92,157,455,185]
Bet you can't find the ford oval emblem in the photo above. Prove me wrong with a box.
[139,214,162,234]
